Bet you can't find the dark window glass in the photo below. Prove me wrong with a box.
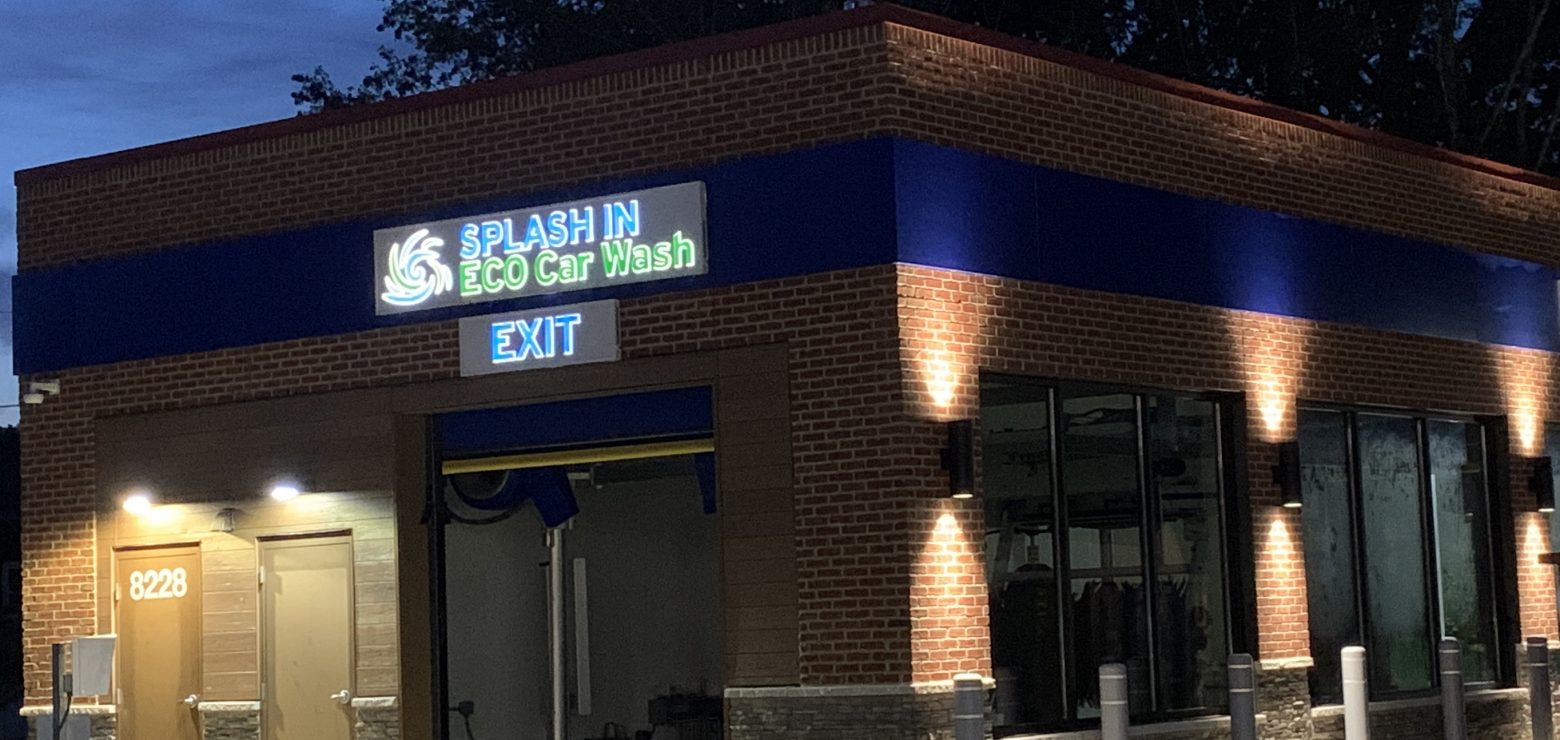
[1062,393,1150,717]
[1146,396,1229,712]
[1427,420,1496,683]
[1299,409,1358,700]
[1299,408,1501,699]
[983,380,1232,731]
[1357,414,1433,692]
[1547,426,1560,553]
[984,382,1063,726]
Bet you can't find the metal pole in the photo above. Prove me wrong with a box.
[549,528,566,740]
[1439,638,1465,740]
[1228,654,1257,740]
[953,673,984,740]
[1101,663,1128,740]
[1530,636,1552,740]
[1342,646,1369,740]
[50,642,64,740]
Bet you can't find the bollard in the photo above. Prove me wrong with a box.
[1343,646,1369,740]
[1439,638,1465,740]
[50,642,63,740]
[1531,637,1553,740]
[1229,654,1257,740]
[1101,663,1129,740]
[953,673,984,740]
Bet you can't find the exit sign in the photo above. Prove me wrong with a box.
[457,300,619,376]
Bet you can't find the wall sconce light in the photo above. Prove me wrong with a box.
[211,507,239,533]
[1531,457,1555,514]
[1272,440,1302,508]
[942,420,975,499]
[22,380,61,405]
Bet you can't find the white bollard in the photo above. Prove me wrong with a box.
[1100,663,1129,740]
[1342,646,1370,740]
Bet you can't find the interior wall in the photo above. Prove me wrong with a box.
[444,468,721,740]
[444,506,550,739]
[97,492,399,701]
[93,400,402,703]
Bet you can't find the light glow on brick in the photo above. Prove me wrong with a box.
[910,501,990,683]
[1493,347,1551,457]
[1519,514,1560,640]
[1230,314,1311,443]
[928,351,956,408]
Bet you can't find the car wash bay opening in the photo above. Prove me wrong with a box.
[434,387,722,740]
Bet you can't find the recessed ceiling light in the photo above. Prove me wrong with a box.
[122,493,152,514]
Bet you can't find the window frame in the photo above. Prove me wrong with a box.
[982,374,1254,735]
[1296,402,1512,702]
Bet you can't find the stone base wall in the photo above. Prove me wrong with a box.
[353,700,401,740]
[727,687,958,740]
[199,705,259,740]
[1310,692,1528,740]
[1258,661,1314,740]
[21,699,398,740]
[23,711,114,740]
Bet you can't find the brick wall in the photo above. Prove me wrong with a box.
[16,265,922,699]
[14,23,899,271]
[17,3,1560,712]
[18,18,1560,276]
[895,263,1560,666]
[17,246,1560,701]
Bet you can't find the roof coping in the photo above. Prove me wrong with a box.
[16,3,1560,193]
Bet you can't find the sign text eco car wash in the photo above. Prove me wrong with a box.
[374,181,707,315]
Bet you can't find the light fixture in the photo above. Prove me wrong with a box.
[122,492,152,514]
[1272,441,1302,508]
[211,507,238,533]
[942,420,975,499]
[22,380,60,405]
[269,484,301,502]
[1531,457,1555,514]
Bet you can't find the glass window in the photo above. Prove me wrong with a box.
[1356,414,1433,692]
[983,379,1232,732]
[1427,420,1496,683]
[1299,409,1359,699]
[1546,426,1560,553]
[1147,395,1229,714]
[1298,407,1502,700]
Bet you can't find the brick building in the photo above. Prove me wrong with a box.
[12,5,1560,740]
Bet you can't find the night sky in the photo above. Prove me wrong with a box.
[1,0,399,424]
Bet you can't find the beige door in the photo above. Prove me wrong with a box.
[261,536,354,740]
[116,545,202,740]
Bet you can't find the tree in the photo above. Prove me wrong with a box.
[293,0,1560,177]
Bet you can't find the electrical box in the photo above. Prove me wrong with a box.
[39,713,89,740]
[71,635,115,697]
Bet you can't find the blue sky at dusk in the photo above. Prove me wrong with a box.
[1,0,399,424]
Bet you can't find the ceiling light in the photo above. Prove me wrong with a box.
[270,484,301,502]
[122,493,152,514]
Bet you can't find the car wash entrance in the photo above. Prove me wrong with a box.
[433,388,722,740]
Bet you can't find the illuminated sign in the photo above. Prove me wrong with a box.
[376,182,706,314]
[458,300,619,376]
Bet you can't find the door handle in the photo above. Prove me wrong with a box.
[182,694,200,708]
[330,690,352,706]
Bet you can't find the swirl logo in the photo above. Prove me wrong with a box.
[382,229,454,307]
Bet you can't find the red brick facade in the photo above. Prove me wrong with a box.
[14,0,1560,726]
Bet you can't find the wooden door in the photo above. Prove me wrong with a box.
[261,536,354,740]
[116,545,202,740]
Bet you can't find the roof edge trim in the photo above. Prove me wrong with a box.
[15,2,1560,193]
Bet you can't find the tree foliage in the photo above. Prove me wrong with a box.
[293,0,1560,176]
